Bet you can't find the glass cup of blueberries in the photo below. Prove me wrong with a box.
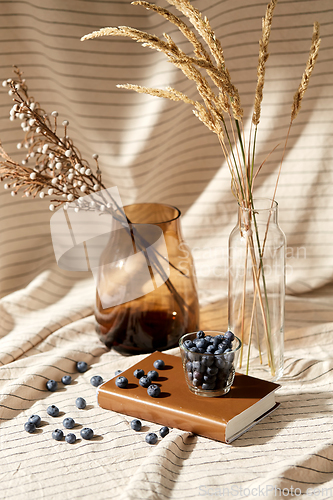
[179,330,241,397]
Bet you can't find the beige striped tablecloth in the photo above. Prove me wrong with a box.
[0,0,333,498]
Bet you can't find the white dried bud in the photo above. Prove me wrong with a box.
[49,204,55,211]
[79,167,85,175]
[4,184,9,190]
[36,127,41,133]
[80,185,87,193]
[48,188,54,195]
[85,169,91,175]
[62,186,68,193]
[39,192,45,198]
[19,113,25,120]
[62,193,66,198]
[29,102,36,111]
[2,80,7,87]
[16,143,22,150]
[51,111,58,117]
[74,207,80,213]
[67,193,74,201]
[21,160,27,165]
[42,144,49,154]
[30,151,35,158]
[90,201,96,208]
[93,184,99,191]
[62,120,69,126]
[9,116,15,122]
[11,191,17,197]
[8,89,14,96]
[25,191,31,197]
[75,163,81,170]
[29,118,35,126]
[99,205,105,212]
[51,178,57,186]
[65,149,72,157]
[77,180,82,186]
[68,173,74,181]
[30,172,36,180]
[92,154,99,160]
[55,162,62,169]
[58,175,62,181]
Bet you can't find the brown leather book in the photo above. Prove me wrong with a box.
[97,351,280,443]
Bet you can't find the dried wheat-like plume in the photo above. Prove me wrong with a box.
[291,22,321,122]
[252,0,277,126]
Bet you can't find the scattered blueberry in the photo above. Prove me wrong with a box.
[63,417,75,429]
[183,339,193,349]
[196,330,205,338]
[75,397,86,409]
[90,375,103,387]
[47,405,60,417]
[62,375,72,385]
[76,361,88,373]
[147,384,161,398]
[65,433,76,444]
[133,368,145,379]
[52,429,64,441]
[80,427,94,440]
[159,426,169,438]
[153,359,165,370]
[46,379,57,392]
[145,432,158,445]
[115,376,128,388]
[28,415,41,427]
[24,421,36,433]
[139,376,151,388]
[130,419,142,431]
[114,369,122,376]
[147,370,159,381]
[224,330,235,342]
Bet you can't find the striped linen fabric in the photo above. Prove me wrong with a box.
[0,0,332,498]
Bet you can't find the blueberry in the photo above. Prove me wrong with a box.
[202,382,215,390]
[147,370,159,381]
[192,378,200,387]
[193,371,203,380]
[47,405,60,417]
[24,421,36,433]
[130,419,142,431]
[183,339,193,349]
[196,338,207,350]
[147,384,161,398]
[133,368,145,379]
[115,376,128,388]
[46,379,57,392]
[224,330,235,342]
[196,330,205,338]
[76,361,88,373]
[206,345,216,354]
[206,366,219,376]
[65,433,76,444]
[203,374,217,384]
[145,432,158,445]
[192,360,204,373]
[62,375,72,385]
[185,361,192,372]
[80,427,94,440]
[188,346,199,352]
[159,426,169,438]
[63,417,75,429]
[52,429,64,441]
[153,359,165,370]
[75,397,86,409]
[139,376,151,388]
[115,369,122,376]
[90,375,103,387]
[28,414,41,427]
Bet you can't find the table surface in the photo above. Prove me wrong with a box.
[0,272,332,500]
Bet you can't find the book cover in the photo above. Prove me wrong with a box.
[97,351,280,443]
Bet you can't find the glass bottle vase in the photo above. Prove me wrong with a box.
[94,202,199,354]
[228,198,286,381]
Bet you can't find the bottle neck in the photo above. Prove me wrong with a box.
[238,199,278,229]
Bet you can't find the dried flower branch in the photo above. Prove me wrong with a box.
[0,67,104,212]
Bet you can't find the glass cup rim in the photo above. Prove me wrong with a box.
[179,330,242,355]
[238,198,278,213]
